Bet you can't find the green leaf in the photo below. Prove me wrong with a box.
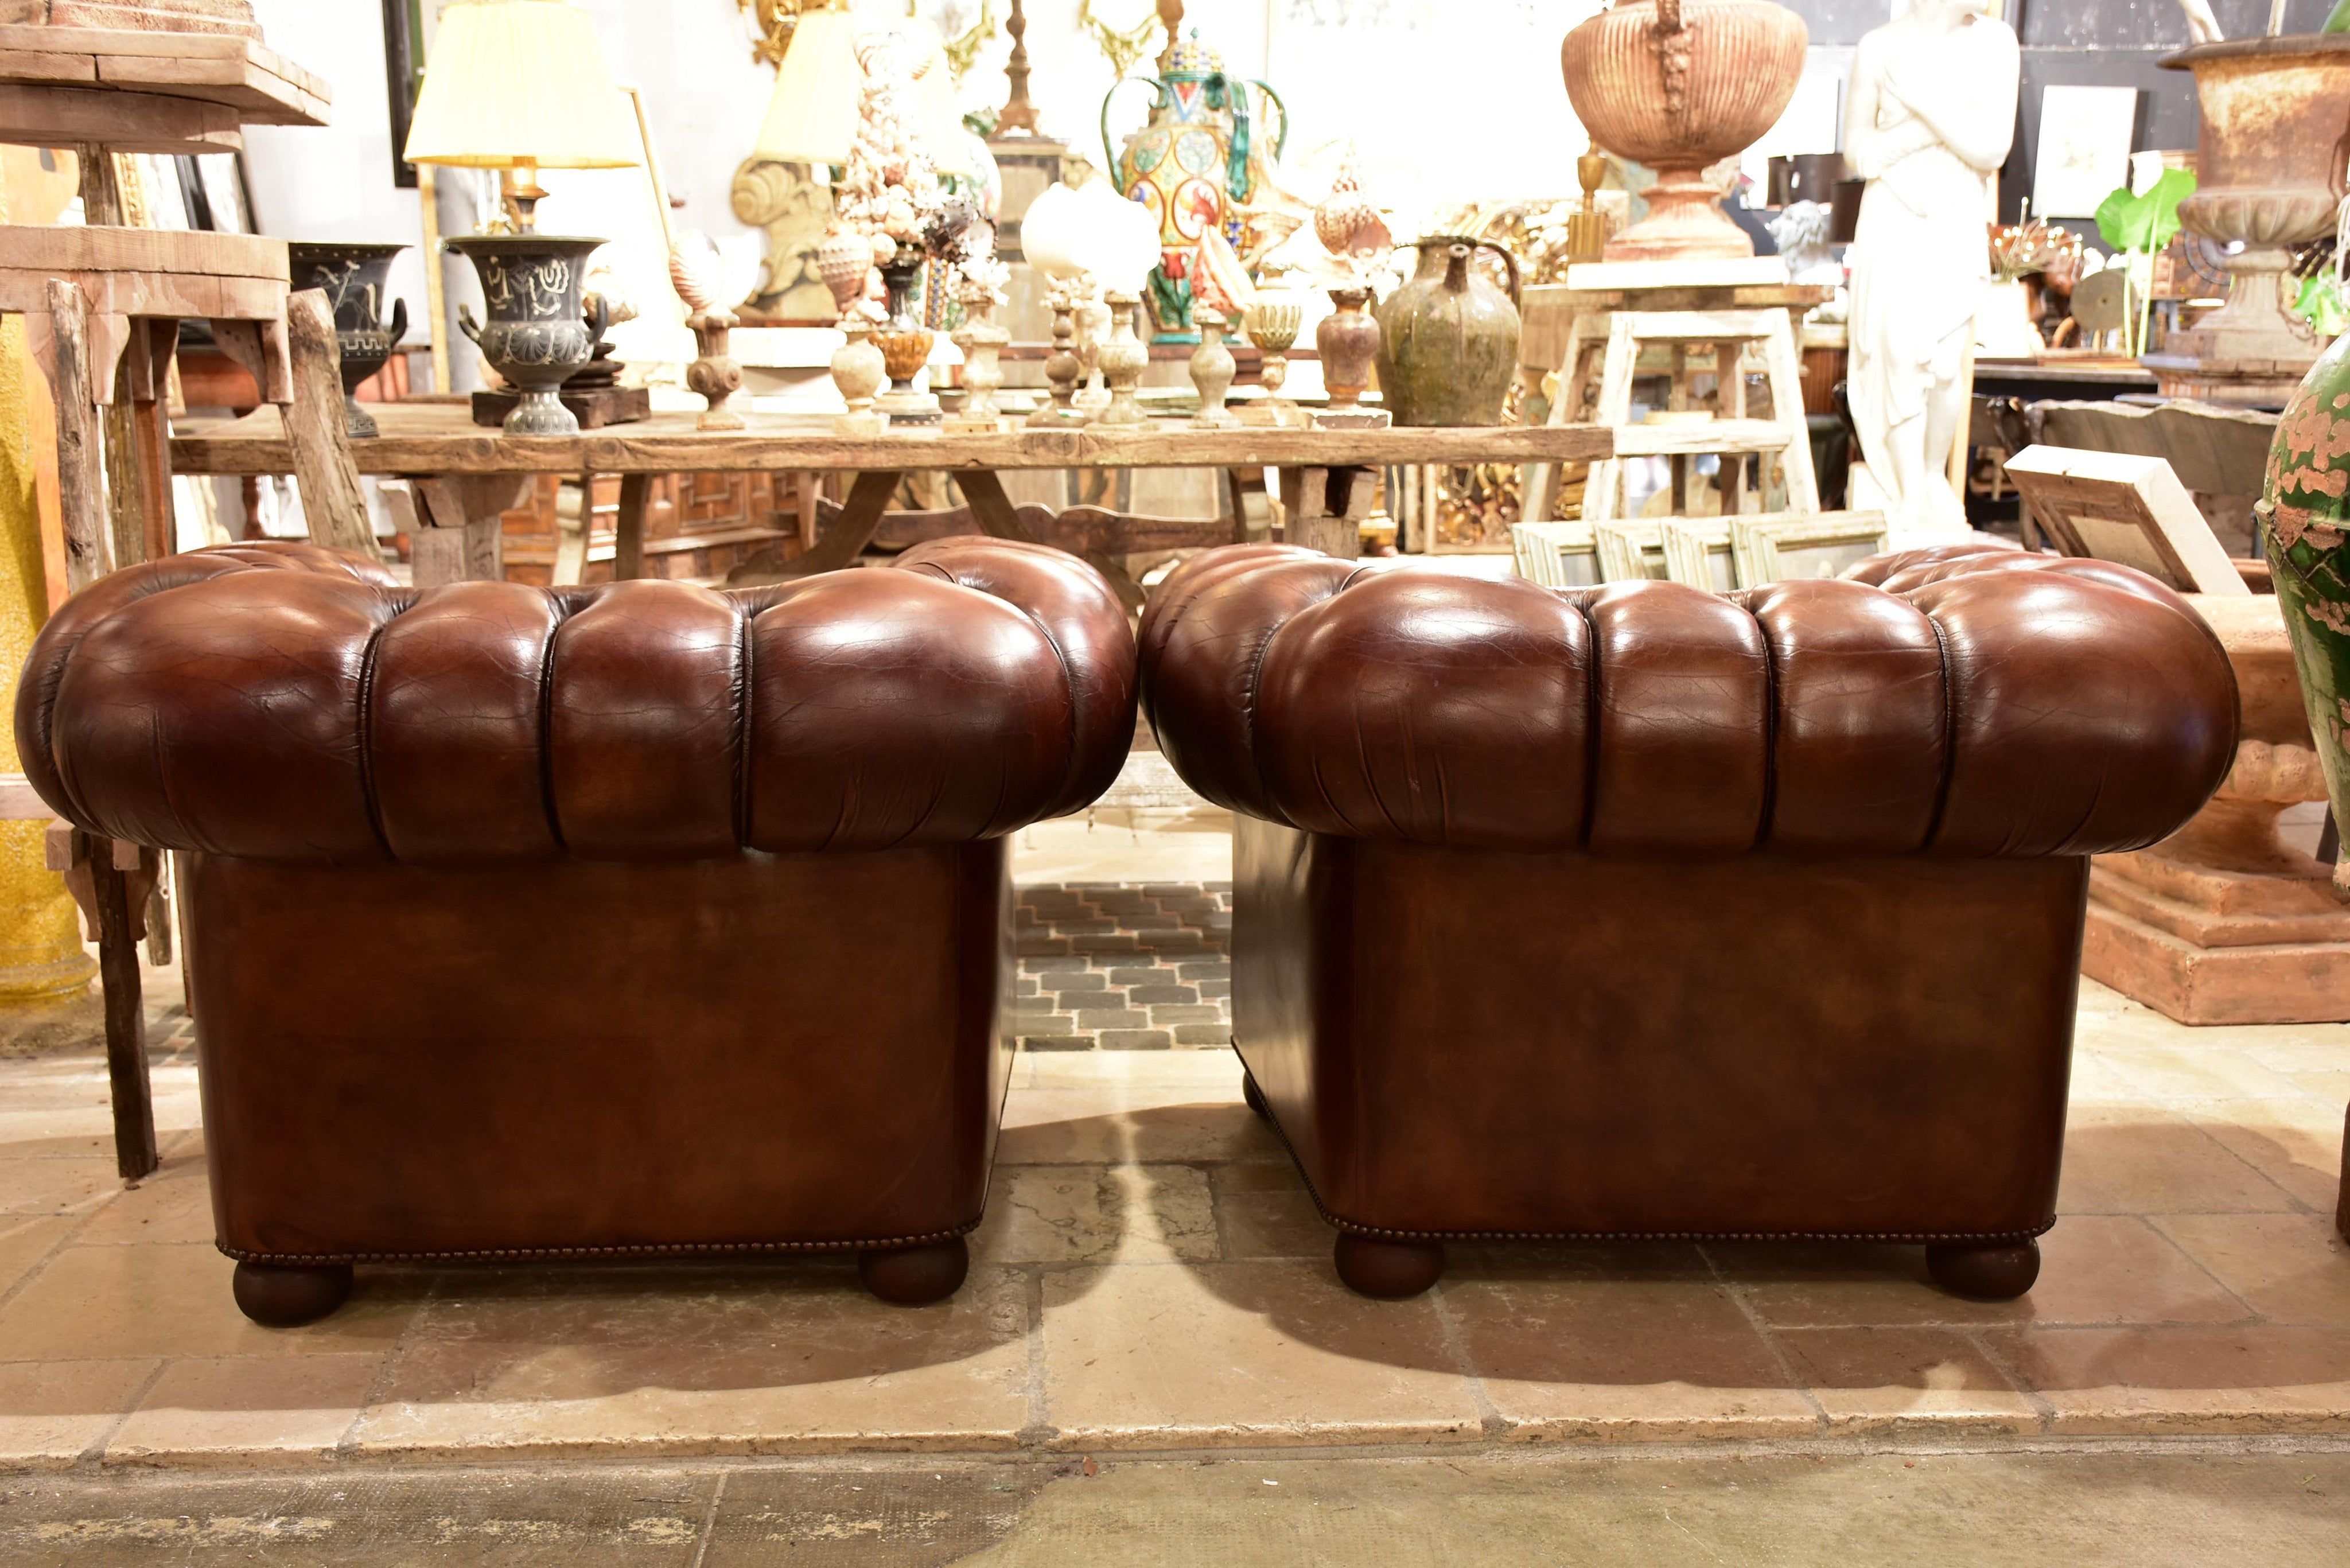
[2095,168,2197,255]
[2294,272,2350,338]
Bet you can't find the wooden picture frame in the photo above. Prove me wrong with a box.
[1595,521,1668,582]
[1731,510,1890,586]
[1662,519,1738,592]
[2001,446,2249,597]
[1512,520,1602,587]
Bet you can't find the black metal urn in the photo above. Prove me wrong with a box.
[446,234,610,437]
[287,242,409,439]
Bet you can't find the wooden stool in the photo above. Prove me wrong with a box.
[1536,306,1821,528]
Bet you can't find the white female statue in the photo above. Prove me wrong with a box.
[1844,0,2019,537]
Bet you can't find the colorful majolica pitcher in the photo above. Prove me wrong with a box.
[1102,32,1287,343]
[2263,329,2350,889]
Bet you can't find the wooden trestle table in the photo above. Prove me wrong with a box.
[170,405,1617,575]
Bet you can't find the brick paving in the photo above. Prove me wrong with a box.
[1013,882,1233,1049]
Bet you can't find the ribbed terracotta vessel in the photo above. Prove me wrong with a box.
[1562,0,1807,262]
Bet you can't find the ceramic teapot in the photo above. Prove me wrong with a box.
[1101,32,1288,343]
[1373,238,1523,428]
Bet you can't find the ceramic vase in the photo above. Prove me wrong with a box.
[831,323,887,425]
[1189,308,1239,429]
[287,241,409,439]
[2263,329,2350,894]
[1374,238,1523,427]
[1318,288,1381,411]
[1097,291,1150,427]
[447,234,609,437]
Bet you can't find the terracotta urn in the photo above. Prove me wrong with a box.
[831,323,886,422]
[1561,0,1808,263]
[2147,36,2350,407]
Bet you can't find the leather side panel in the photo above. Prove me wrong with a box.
[189,847,1006,1258]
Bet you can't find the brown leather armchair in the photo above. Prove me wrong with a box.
[1141,542,2238,1301]
[20,538,1135,1324]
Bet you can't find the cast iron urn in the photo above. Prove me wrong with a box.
[287,242,408,439]
[446,234,610,437]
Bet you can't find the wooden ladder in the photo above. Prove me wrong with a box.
[1525,308,1820,526]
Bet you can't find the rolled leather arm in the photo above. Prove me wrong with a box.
[20,538,1138,865]
[1139,543,2238,858]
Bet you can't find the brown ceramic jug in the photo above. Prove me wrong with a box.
[1372,238,1523,427]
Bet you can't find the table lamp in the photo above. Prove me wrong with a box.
[403,0,640,234]
[751,0,862,169]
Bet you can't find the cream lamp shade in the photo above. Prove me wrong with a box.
[403,0,640,172]
[753,2,862,168]
[905,21,976,180]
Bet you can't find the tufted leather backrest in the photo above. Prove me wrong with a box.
[20,537,1137,866]
[1139,542,2238,857]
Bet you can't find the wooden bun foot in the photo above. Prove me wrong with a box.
[858,1238,970,1305]
[1926,1240,2041,1301]
[1242,1070,1269,1119]
[1333,1234,1445,1299]
[232,1262,353,1327]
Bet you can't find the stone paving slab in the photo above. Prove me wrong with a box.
[4,1452,2349,1566]
[0,981,2344,1469]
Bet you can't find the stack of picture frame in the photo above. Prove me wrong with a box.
[1512,511,1892,592]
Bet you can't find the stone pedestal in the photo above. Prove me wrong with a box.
[2084,593,2350,1024]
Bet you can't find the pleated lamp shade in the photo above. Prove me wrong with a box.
[753,5,862,168]
[404,0,640,170]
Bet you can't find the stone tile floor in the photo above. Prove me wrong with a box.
[1013,883,1232,1049]
[0,969,2344,1470]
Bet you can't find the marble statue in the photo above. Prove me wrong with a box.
[1843,0,2019,537]
[2175,0,2227,45]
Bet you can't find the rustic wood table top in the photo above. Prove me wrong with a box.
[169,404,1616,478]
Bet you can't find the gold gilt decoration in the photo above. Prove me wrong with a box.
[943,1,999,81]
[1080,0,1163,81]
[736,0,803,70]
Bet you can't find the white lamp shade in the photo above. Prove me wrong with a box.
[404,0,640,170]
[753,6,862,167]
[1021,183,1086,282]
[906,23,975,179]
[1079,180,1164,295]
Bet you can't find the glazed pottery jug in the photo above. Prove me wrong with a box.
[2263,332,2350,893]
[1102,31,1288,342]
[448,235,608,437]
[1374,238,1523,427]
[1561,0,1807,262]
[288,242,408,439]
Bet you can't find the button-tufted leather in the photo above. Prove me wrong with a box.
[1142,542,2237,857]
[1142,542,2238,1297]
[22,535,1136,863]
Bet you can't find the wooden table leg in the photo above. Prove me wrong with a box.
[785,469,903,575]
[414,474,528,586]
[285,289,380,560]
[958,469,1037,542]
[1281,466,1371,559]
[49,828,156,1182]
[613,472,651,581]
